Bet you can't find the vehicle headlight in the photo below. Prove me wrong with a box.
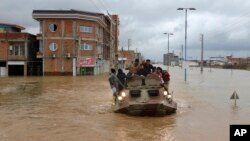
[167,94,172,99]
[121,92,126,97]
[118,96,123,101]
[163,91,168,96]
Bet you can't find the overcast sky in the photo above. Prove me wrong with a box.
[1,0,250,61]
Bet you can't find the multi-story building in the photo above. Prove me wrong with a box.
[0,23,40,76]
[32,9,119,75]
[112,15,120,69]
[163,53,179,66]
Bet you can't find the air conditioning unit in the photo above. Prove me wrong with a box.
[67,53,71,59]
[52,54,56,58]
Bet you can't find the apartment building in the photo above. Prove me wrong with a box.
[32,9,119,75]
[0,23,40,76]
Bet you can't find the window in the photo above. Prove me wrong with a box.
[80,26,93,33]
[9,45,13,55]
[49,23,57,32]
[14,45,19,55]
[80,43,93,50]
[8,44,24,56]
[49,43,58,51]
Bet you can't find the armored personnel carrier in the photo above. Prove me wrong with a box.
[113,74,177,116]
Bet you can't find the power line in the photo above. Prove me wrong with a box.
[89,0,103,13]
[206,19,250,40]
[97,0,111,14]
[205,9,250,39]
[100,0,114,13]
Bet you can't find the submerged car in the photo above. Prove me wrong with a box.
[113,74,177,116]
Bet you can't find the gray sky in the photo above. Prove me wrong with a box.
[2,0,250,61]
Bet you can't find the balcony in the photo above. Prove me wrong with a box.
[36,52,43,58]
[8,55,26,60]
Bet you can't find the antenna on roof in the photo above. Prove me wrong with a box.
[128,38,131,51]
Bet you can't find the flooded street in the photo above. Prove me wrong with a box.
[0,66,250,141]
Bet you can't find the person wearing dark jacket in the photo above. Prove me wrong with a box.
[117,69,126,88]
[144,59,154,75]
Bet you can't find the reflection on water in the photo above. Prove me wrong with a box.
[231,105,239,112]
[0,67,250,141]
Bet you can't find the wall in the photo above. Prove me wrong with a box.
[0,41,8,60]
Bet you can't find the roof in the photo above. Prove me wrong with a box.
[33,9,104,16]
[118,50,135,61]
[0,22,25,30]
[32,9,107,27]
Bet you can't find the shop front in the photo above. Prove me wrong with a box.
[79,57,96,76]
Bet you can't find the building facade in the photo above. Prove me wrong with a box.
[117,50,136,69]
[0,23,40,76]
[163,53,179,66]
[32,9,119,75]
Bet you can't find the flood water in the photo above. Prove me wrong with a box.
[0,66,250,141]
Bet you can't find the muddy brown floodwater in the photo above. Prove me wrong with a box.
[0,65,250,141]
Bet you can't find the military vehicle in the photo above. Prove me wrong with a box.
[113,74,177,116]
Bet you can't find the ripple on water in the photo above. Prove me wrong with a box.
[90,102,114,114]
[175,98,191,115]
[0,87,18,95]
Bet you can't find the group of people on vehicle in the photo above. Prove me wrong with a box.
[127,59,170,86]
[108,58,170,103]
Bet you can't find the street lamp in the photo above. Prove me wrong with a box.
[163,32,174,71]
[177,7,196,81]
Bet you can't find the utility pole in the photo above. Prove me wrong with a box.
[181,44,183,69]
[163,32,174,71]
[128,38,131,50]
[201,34,204,72]
[177,7,196,81]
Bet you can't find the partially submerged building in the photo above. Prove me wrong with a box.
[0,23,40,76]
[32,9,119,75]
[163,53,179,66]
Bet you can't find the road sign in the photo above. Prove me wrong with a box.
[230,91,239,100]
